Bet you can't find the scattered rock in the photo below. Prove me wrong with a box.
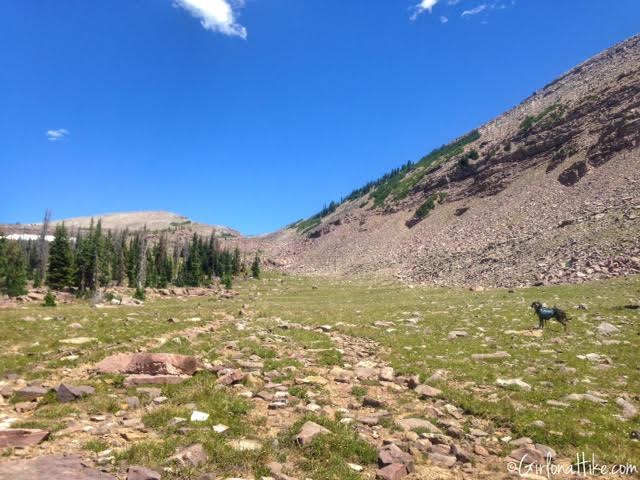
[415,385,442,398]
[217,369,246,386]
[296,421,331,446]
[496,378,532,391]
[229,439,262,451]
[616,397,638,419]
[190,411,209,422]
[378,443,414,472]
[376,463,408,480]
[395,418,441,434]
[170,444,208,467]
[428,452,457,468]
[0,455,116,479]
[379,367,395,382]
[55,383,95,403]
[95,353,199,375]
[448,330,469,340]
[0,428,50,447]
[60,337,97,345]
[127,466,162,480]
[15,385,49,401]
[563,393,607,404]
[597,322,619,336]
[471,351,510,361]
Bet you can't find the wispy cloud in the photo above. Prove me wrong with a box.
[462,4,488,16]
[410,0,439,20]
[46,129,69,142]
[173,0,247,39]
[439,15,449,23]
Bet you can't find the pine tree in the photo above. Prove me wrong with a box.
[222,272,232,290]
[232,247,241,275]
[4,242,28,297]
[251,253,261,279]
[47,224,74,290]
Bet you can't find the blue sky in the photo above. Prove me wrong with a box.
[1,1,638,235]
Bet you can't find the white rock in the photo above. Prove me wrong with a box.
[212,423,229,433]
[496,378,532,391]
[190,411,210,422]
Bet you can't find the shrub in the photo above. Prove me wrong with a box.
[42,291,56,307]
[414,192,447,220]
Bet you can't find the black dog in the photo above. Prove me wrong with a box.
[531,301,569,331]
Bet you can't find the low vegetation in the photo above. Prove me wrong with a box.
[413,192,447,220]
[519,103,566,133]
[0,272,637,477]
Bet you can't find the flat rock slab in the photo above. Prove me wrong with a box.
[95,353,199,375]
[0,455,115,480]
[0,428,50,447]
[123,375,191,387]
[15,385,49,401]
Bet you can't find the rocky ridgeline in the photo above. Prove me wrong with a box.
[3,311,636,480]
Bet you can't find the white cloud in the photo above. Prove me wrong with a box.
[46,129,69,142]
[411,0,439,20]
[439,15,449,23]
[173,0,247,39]
[462,4,488,16]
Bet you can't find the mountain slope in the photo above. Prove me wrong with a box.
[253,34,640,287]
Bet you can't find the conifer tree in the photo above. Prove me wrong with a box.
[4,242,28,297]
[232,247,241,275]
[47,224,74,290]
[251,253,261,279]
[0,237,7,282]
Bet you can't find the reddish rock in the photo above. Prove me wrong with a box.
[428,452,457,468]
[14,385,48,401]
[216,369,246,385]
[474,444,490,457]
[0,455,115,479]
[169,444,208,467]
[0,428,50,447]
[127,465,162,480]
[296,421,331,446]
[509,445,547,466]
[95,353,199,375]
[451,443,473,463]
[376,463,408,480]
[378,443,414,472]
[415,385,442,398]
[363,396,386,408]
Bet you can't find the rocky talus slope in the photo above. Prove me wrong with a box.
[247,34,640,287]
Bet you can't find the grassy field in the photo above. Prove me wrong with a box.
[0,273,638,478]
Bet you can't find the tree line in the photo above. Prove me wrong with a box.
[0,219,260,298]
